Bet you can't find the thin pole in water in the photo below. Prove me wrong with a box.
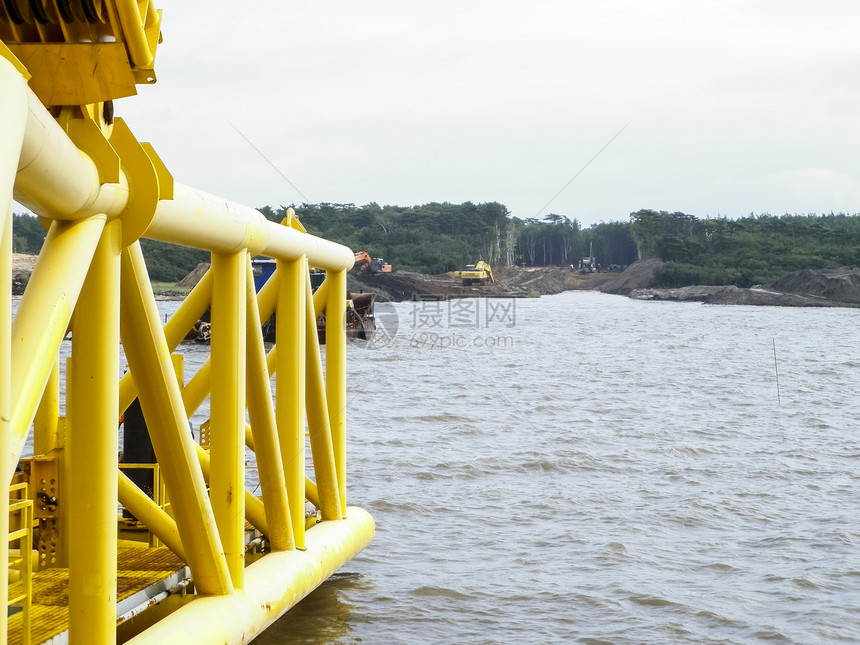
[772,338,781,405]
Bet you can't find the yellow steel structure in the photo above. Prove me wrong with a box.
[0,2,374,644]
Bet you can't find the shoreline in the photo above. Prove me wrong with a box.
[13,253,860,308]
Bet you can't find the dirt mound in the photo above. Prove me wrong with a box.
[11,254,37,295]
[769,267,860,304]
[177,263,211,288]
[349,267,617,302]
[599,259,662,295]
[12,253,37,273]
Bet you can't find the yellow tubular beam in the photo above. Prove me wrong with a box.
[0,201,12,640]
[305,478,320,510]
[181,266,282,420]
[312,277,330,316]
[117,472,186,562]
[7,215,105,485]
[181,360,211,418]
[210,251,247,588]
[245,261,293,551]
[16,90,129,220]
[181,267,272,420]
[145,184,354,270]
[34,359,60,455]
[163,268,213,347]
[277,257,307,547]
[120,242,232,596]
[193,444,268,536]
[125,508,375,645]
[68,219,121,644]
[326,269,348,514]
[304,274,342,521]
[255,265,280,323]
[114,0,157,68]
[119,268,213,415]
[0,55,28,245]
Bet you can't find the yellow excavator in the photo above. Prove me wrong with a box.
[454,261,494,286]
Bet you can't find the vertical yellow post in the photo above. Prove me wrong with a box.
[210,251,246,587]
[326,269,348,515]
[0,207,11,645]
[34,360,60,454]
[68,219,121,644]
[245,262,293,550]
[304,274,341,521]
[277,258,307,546]
[1,57,28,643]
[120,242,232,596]
[0,58,24,639]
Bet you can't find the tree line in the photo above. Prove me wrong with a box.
[630,209,860,287]
[12,206,860,286]
[261,202,638,273]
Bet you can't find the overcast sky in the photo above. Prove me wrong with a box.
[112,0,860,228]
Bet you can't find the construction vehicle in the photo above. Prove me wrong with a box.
[454,261,495,286]
[354,251,391,273]
[578,242,599,273]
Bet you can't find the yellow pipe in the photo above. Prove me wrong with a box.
[277,257,307,547]
[119,268,213,415]
[193,443,268,536]
[313,277,330,316]
[34,358,59,455]
[181,266,275,419]
[210,251,247,588]
[305,478,320,510]
[68,219,121,644]
[0,204,12,637]
[16,89,129,220]
[146,184,354,270]
[304,274,342,521]
[7,215,105,485]
[120,242,232,596]
[0,55,27,243]
[117,471,186,562]
[326,269,348,514]
[124,508,375,645]
[164,268,213,347]
[255,264,280,323]
[245,262,293,551]
[114,0,156,68]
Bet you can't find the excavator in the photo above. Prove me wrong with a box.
[353,251,391,273]
[454,261,494,286]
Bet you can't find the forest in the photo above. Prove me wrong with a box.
[629,209,860,287]
[11,205,860,288]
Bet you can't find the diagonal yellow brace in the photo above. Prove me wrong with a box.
[245,260,293,551]
[8,216,105,486]
[118,471,186,562]
[120,241,232,596]
[304,273,342,521]
[118,267,213,416]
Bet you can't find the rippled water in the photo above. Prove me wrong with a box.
[20,293,860,643]
[255,292,860,644]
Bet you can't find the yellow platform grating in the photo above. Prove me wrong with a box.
[7,547,186,645]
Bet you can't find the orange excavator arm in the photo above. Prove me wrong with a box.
[354,251,372,271]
